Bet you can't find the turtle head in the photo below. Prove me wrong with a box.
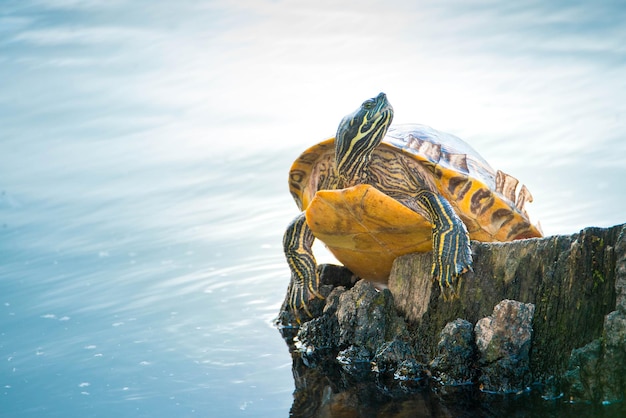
[335,92,394,185]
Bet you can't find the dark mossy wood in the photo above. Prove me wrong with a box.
[388,223,626,390]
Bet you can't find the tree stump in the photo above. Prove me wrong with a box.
[389,223,626,401]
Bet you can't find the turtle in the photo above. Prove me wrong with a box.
[283,92,542,320]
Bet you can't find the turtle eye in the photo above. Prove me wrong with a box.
[362,99,375,110]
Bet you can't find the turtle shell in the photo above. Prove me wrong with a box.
[289,124,542,282]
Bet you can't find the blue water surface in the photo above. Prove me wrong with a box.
[1,1,625,417]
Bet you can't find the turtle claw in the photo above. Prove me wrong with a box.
[432,235,473,300]
[288,274,324,324]
[288,283,312,324]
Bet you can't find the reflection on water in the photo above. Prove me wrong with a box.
[283,344,626,418]
[1,0,625,417]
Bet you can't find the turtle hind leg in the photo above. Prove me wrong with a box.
[283,212,324,323]
[413,190,472,296]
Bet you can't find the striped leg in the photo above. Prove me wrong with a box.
[283,212,323,321]
[413,190,472,294]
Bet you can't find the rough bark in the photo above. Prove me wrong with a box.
[389,223,625,401]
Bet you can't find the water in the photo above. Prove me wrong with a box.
[1,1,625,417]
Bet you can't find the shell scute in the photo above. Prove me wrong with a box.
[470,187,495,216]
[446,175,473,200]
[496,170,519,203]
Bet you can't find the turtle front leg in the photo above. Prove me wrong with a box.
[413,190,472,295]
[283,212,324,322]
